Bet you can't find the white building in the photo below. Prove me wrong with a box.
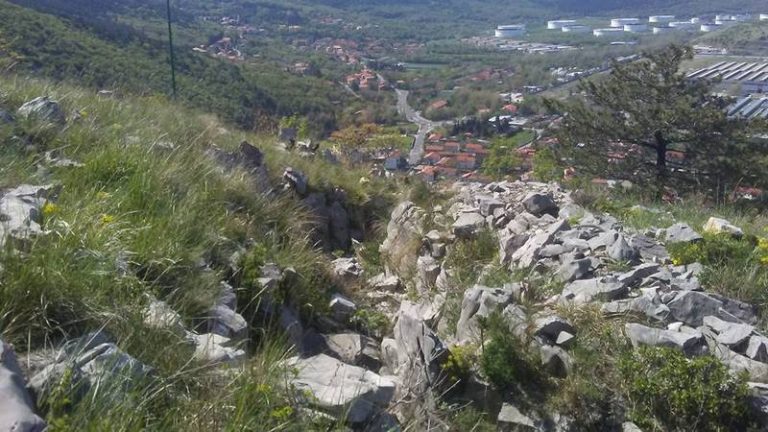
[761,14,768,21]
[611,18,640,27]
[495,25,526,38]
[562,25,591,33]
[547,20,577,30]
[649,15,675,23]
[700,23,722,32]
[593,28,625,37]
[624,23,649,33]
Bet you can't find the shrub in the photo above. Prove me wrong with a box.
[667,233,756,267]
[442,344,477,386]
[619,347,754,431]
[479,314,542,391]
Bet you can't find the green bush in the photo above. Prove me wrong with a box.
[619,347,754,431]
[479,314,542,391]
[667,233,756,266]
[442,344,477,385]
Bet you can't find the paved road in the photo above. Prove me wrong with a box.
[395,89,441,165]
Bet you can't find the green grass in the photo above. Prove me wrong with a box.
[0,74,397,429]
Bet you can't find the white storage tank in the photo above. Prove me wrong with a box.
[624,23,649,33]
[700,23,722,32]
[611,18,640,27]
[593,28,625,37]
[547,20,577,30]
[669,21,696,29]
[761,14,768,21]
[562,25,591,33]
[652,26,674,34]
[495,25,526,38]
[649,15,675,23]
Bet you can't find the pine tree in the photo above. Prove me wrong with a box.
[548,44,768,200]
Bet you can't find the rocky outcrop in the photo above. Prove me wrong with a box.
[0,184,56,246]
[286,354,396,424]
[18,96,66,125]
[0,339,46,432]
[380,201,426,276]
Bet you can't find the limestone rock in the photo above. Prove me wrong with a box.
[561,277,628,304]
[324,333,382,371]
[191,333,246,365]
[522,193,558,217]
[666,291,723,327]
[497,403,537,431]
[18,96,65,125]
[287,354,396,424]
[456,286,514,343]
[664,223,703,244]
[329,294,357,321]
[625,323,707,356]
[452,211,486,239]
[0,339,46,432]
[703,217,743,238]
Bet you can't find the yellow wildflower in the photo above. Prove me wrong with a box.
[255,383,271,394]
[100,214,115,224]
[96,191,111,200]
[671,258,682,266]
[42,202,59,217]
[270,406,293,421]
[759,238,768,250]
[761,256,768,266]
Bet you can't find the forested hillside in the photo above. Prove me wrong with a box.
[0,0,348,133]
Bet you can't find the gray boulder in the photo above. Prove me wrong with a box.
[666,291,723,327]
[386,301,446,391]
[287,354,396,424]
[205,305,248,341]
[511,219,570,268]
[555,258,593,283]
[456,286,515,343]
[607,235,638,262]
[703,217,743,238]
[367,273,401,292]
[324,333,382,370]
[630,235,670,262]
[329,294,357,321]
[452,211,486,239]
[625,323,707,356]
[617,263,661,286]
[143,298,185,335]
[476,195,504,217]
[532,314,575,343]
[664,223,703,244]
[497,403,537,431]
[18,96,65,125]
[561,277,628,304]
[702,316,754,348]
[191,333,246,365]
[282,167,308,196]
[522,193,558,217]
[380,202,425,276]
[331,257,364,283]
[0,184,55,245]
[0,339,46,432]
[540,345,572,377]
[712,343,768,383]
[747,336,768,363]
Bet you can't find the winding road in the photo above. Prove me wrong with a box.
[395,89,441,165]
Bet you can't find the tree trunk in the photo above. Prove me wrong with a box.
[654,130,668,199]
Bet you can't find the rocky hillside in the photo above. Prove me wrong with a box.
[2,75,768,431]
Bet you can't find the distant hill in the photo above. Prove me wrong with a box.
[0,0,347,132]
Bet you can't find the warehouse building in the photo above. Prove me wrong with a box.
[688,61,768,94]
